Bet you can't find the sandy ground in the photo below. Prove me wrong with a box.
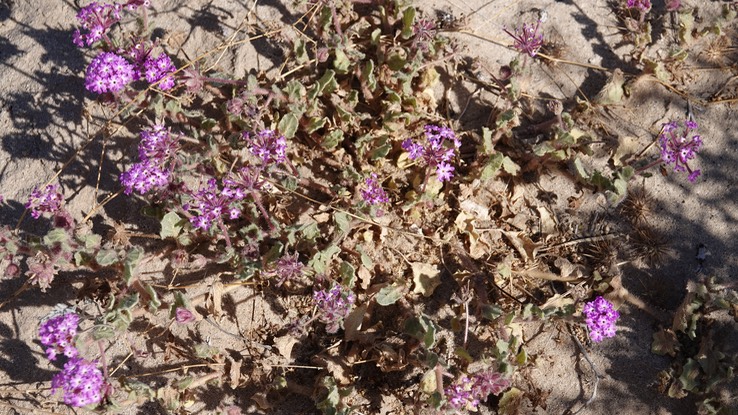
[0,0,736,414]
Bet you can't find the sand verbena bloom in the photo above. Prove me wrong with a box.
[583,296,620,342]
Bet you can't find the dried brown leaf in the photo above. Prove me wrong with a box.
[274,334,298,360]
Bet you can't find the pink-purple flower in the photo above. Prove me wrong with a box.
[504,20,544,57]
[39,312,80,361]
[627,0,652,12]
[243,129,287,165]
[72,2,122,47]
[583,296,620,343]
[402,124,461,183]
[361,173,389,205]
[188,178,243,231]
[142,53,177,90]
[445,370,510,411]
[85,52,136,94]
[51,357,104,407]
[26,184,63,219]
[175,307,195,324]
[659,119,703,182]
[313,284,355,333]
[120,161,170,195]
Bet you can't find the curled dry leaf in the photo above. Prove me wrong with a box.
[502,231,542,263]
[274,334,298,361]
[410,262,441,297]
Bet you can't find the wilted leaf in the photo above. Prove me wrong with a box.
[274,334,298,360]
[593,68,625,106]
[419,368,437,395]
[376,283,404,306]
[502,231,541,263]
[344,304,367,341]
[411,262,441,297]
[612,135,641,167]
[652,329,679,356]
[498,387,524,415]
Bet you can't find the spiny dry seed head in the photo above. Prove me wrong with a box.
[629,225,671,267]
[583,238,620,270]
[702,35,732,67]
[620,186,653,224]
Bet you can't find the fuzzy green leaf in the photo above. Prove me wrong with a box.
[278,113,299,139]
[123,246,144,285]
[160,211,183,239]
[95,249,119,266]
[376,283,404,306]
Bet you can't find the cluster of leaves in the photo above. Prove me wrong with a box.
[652,277,738,414]
[0,0,728,413]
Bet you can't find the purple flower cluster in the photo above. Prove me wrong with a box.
[175,307,195,324]
[659,119,703,182]
[120,162,170,195]
[504,20,544,57]
[120,124,178,195]
[445,371,511,411]
[269,252,305,286]
[243,129,287,165]
[313,284,356,333]
[402,124,461,183]
[446,376,479,411]
[412,18,437,52]
[583,296,620,343]
[142,53,177,90]
[51,357,104,407]
[85,52,136,94]
[627,0,652,12]
[39,313,80,361]
[138,124,178,161]
[26,184,63,219]
[72,2,122,47]
[361,173,389,205]
[188,178,243,231]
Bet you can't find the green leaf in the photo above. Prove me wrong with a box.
[306,117,328,134]
[502,157,520,175]
[333,48,351,74]
[334,212,351,236]
[294,38,308,64]
[144,284,162,312]
[43,229,68,245]
[404,314,437,349]
[91,324,116,340]
[123,246,144,285]
[160,211,183,239]
[496,109,520,131]
[678,358,701,392]
[370,28,381,45]
[317,70,337,95]
[300,221,320,241]
[309,244,341,274]
[481,127,495,155]
[339,261,356,288]
[193,343,221,359]
[322,129,343,150]
[481,153,504,181]
[401,7,416,39]
[278,113,299,139]
[118,293,139,310]
[362,60,377,92]
[95,249,119,266]
[376,283,404,306]
[81,233,102,250]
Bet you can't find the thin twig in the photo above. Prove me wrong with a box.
[568,323,600,415]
